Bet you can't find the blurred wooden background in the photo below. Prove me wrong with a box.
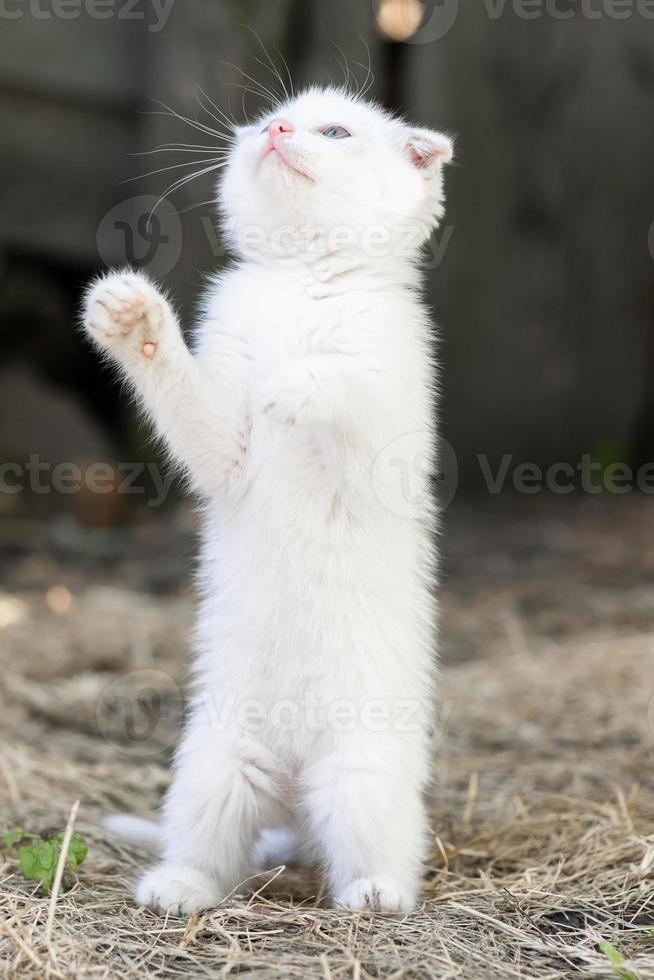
[1,0,654,497]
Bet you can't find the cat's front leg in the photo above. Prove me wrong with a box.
[83,270,249,501]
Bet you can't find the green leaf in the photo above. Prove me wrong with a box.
[14,831,89,895]
[599,941,638,980]
[50,832,88,872]
[66,833,88,872]
[18,840,58,894]
[2,827,33,847]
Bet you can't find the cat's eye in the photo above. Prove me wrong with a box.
[320,125,351,140]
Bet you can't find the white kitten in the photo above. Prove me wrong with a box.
[88,87,453,915]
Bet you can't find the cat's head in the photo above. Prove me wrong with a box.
[219,87,453,265]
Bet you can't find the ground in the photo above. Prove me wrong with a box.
[1,495,653,978]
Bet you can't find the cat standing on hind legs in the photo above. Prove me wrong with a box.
[88,86,453,914]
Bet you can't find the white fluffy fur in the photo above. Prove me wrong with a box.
[86,87,452,915]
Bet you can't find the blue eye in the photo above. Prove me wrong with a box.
[320,125,351,140]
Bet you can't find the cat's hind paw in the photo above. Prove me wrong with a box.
[334,877,410,914]
[135,862,221,916]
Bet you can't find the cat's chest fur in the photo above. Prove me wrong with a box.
[199,266,377,375]
[252,298,352,372]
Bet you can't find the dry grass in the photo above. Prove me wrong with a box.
[1,499,654,978]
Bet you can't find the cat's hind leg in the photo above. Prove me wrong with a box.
[304,743,428,914]
[137,720,286,915]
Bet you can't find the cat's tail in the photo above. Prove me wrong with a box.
[103,814,162,851]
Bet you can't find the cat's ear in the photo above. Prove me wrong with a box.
[405,128,454,172]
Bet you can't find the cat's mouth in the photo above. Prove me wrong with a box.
[262,146,313,184]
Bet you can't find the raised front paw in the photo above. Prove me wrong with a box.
[83,271,175,364]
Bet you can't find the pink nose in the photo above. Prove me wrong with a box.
[268,118,293,139]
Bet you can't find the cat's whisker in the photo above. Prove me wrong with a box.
[353,38,375,99]
[121,157,227,185]
[144,98,237,144]
[244,26,292,102]
[194,84,240,136]
[176,198,220,215]
[160,160,227,194]
[159,142,233,151]
[241,90,251,126]
[143,108,231,143]
[351,62,373,99]
[273,44,295,100]
[329,41,353,95]
[250,54,287,101]
[146,161,227,226]
[225,79,277,112]
[221,61,281,110]
[225,80,276,110]
[226,97,240,129]
[132,146,231,157]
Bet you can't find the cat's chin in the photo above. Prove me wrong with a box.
[262,149,313,184]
